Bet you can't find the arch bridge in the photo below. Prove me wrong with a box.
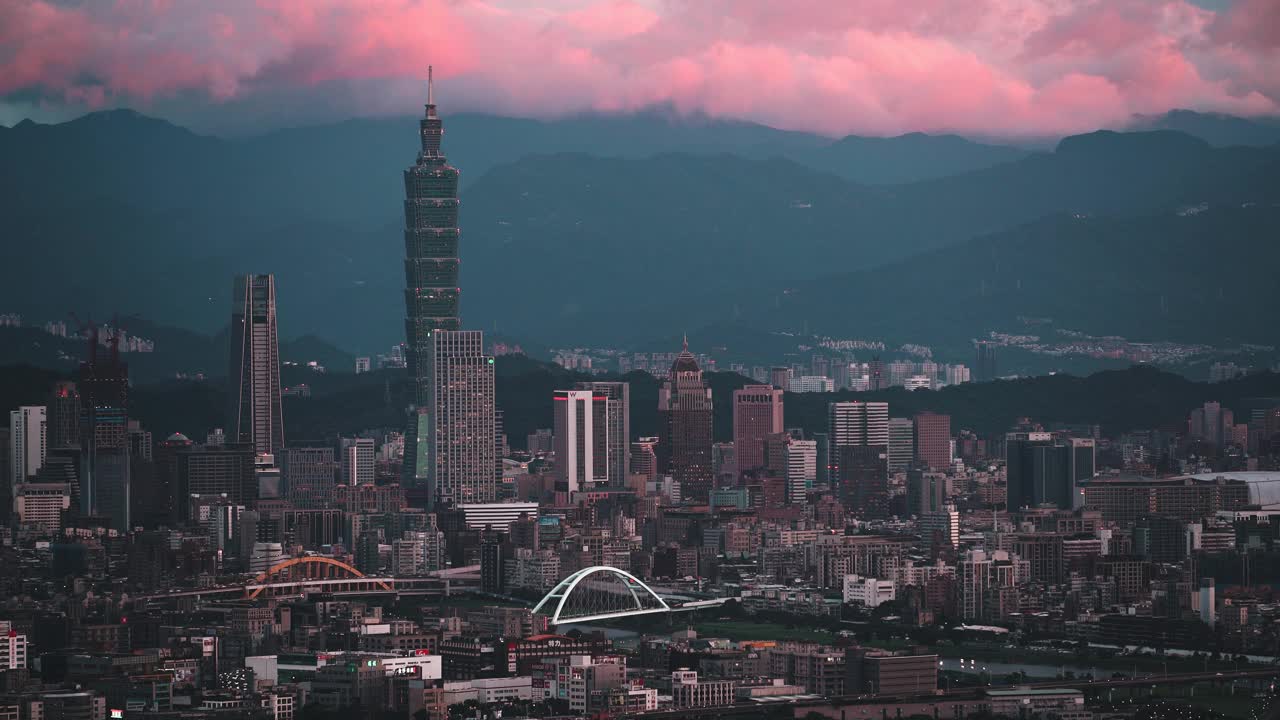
[533,566,674,624]
[246,557,393,599]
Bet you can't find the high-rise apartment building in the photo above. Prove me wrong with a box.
[658,341,714,503]
[733,385,784,475]
[575,381,630,488]
[426,330,499,507]
[785,439,817,504]
[913,412,951,470]
[886,418,914,472]
[9,406,46,490]
[228,274,285,456]
[402,68,464,487]
[553,390,609,493]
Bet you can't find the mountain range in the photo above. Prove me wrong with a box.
[2,108,1279,359]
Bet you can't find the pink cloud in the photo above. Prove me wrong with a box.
[1,0,1277,136]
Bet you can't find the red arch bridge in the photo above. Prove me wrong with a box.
[131,557,480,601]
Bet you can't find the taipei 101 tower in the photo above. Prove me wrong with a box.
[402,68,499,507]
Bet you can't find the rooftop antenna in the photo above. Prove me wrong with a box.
[427,65,434,106]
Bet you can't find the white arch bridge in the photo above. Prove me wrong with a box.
[532,566,729,625]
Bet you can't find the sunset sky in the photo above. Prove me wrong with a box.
[2,0,1277,136]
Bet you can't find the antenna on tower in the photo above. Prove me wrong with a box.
[427,65,434,105]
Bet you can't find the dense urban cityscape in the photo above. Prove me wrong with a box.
[5,6,1280,720]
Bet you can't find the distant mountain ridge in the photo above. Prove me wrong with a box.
[3,109,1279,353]
[1126,109,1280,148]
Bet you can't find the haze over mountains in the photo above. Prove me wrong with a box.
[3,108,1279,363]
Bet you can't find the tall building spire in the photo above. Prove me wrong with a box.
[427,65,434,106]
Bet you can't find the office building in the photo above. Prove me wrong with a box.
[733,385,784,475]
[907,469,947,516]
[9,405,46,489]
[0,624,29,670]
[554,390,609,492]
[228,274,285,456]
[829,401,890,518]
[47,381,80,450]
[339,437,375,486]
[280,446,337,504]
[886,418,914,472]
[576,381,630,488]
[839,445,889,518]
[174,444,257,522]
[1188,401,1239,448]
[1199,577,1216,626]
[789,376,835,393]
[669,669,736,709]
[658,340,714,503]
[1006,433,1095,510]
[920,506,960,549]
[913,412,951,470]
[455,502,539,532]
[846,650,938,696]
[631,439,658,484]
[829,402,889,450]
[79,337,131,529]
[843,575,896,607]
[769,367,792,390]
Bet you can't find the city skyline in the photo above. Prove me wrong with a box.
[3,16,1280,720]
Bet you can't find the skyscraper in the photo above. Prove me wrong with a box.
[886,418,915,472]
[1188,401,1237,448]
[913,412,952,470]
[402,67,464,487]
[839,445,889,518]
[575,381,630,488]
[339,437,376,486]
[658,340,714,503]
[424,330,499,507]
[79,334,130,529]
[46,381,80,450]
[228,274,284,456]
[829,401,889,517]
[733,385,784,476]
[1005,432,1096,510]
[975,342,998,382]
[828,402,889,459]
[785,439,817,504]
[554,390,609,493]
[867,357,886,391]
